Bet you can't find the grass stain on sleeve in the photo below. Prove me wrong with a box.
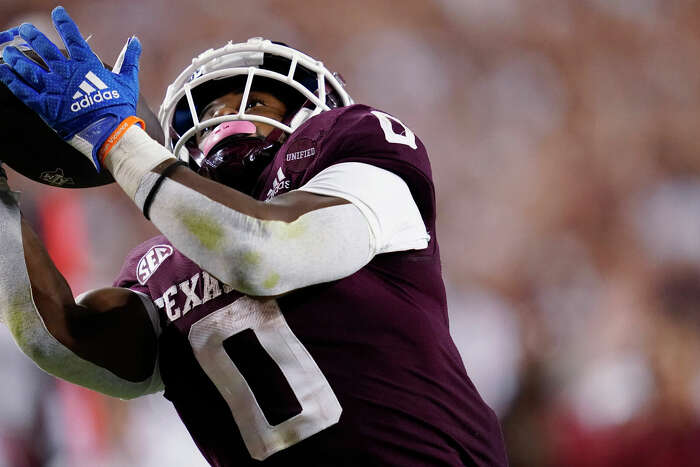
[179,211,224,251]
[6,294,34,341]
[270,217,308,240]
[243,251,262,266]
[263,273,280,290]
[285,218,307,239]
[5,307,27,343]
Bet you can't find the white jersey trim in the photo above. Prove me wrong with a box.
[296,162,430,255]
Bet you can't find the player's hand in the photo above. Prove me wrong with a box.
[0,6,142,172]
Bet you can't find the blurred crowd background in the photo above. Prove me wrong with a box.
[2,0,700,465]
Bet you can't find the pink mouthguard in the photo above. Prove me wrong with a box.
[200,121,257,156]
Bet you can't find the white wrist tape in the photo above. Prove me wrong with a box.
[137,177,374,296]
[0,188,162,399]
[103,125,176,200]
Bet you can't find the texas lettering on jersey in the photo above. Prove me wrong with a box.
[115,105,508,466]
[152,269,233,321]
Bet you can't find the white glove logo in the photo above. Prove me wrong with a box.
[70,70,121,112]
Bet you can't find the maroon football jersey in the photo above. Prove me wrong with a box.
[115,105,508,466]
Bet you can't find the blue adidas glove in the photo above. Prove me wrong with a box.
[0,6,141,172]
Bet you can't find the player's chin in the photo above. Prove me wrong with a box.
[199,146,248,185]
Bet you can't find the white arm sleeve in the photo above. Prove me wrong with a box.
[104,128,426,296]
[140,178,374,296]
[296,162,429,254]
[0,186,163,399]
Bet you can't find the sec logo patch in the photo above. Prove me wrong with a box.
[137,244,174,285]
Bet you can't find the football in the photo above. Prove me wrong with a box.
[0,49,164,188]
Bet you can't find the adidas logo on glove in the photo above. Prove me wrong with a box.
[70,71,120,112]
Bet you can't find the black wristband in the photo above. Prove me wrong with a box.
[142,160,187,221]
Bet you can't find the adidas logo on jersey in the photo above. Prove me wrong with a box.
[265,168,290,201]
[70,71,120,112]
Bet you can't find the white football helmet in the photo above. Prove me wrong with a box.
[158,37,354,164]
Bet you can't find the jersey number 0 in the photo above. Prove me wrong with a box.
[188,297,342,460]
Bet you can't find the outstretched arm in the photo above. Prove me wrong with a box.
[0,8,426,298]
[0,168,161,398]
[0,8,374,297]
[123,156,373,296]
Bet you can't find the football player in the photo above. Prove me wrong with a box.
[0,7,508,466]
